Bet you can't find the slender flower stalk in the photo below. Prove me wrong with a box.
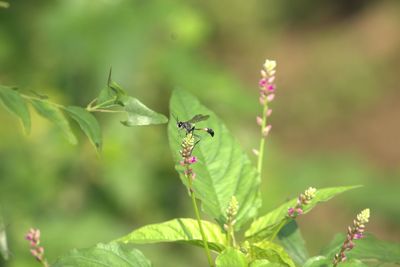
[333,209,370,266]
[223,196,239,247]
[255,59,277,175]
[179,133,213,267]
[25,228,49,267]
[287,187,317,218]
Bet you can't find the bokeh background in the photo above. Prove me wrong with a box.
[1,0,399,266]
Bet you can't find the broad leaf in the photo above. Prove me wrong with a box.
[250,260,286,267]
[168,89,261,230]
[65,106,102,151]
[216,248,247,267]
[321,234,400,265]
[278,221,308,266]
[117,218,226,252]
[0,86,31,133]
[245,186,360,240]
[303,256,368,267]
[53,242,151,267]
[120,96,168,126]
[250,241,296,267]
[30,99,77,144]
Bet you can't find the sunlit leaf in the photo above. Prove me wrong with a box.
[65,106,102,151]
[53,242,151,267]
[120,96,168,126]
[117,218,226,252]
[277,221,308,265]
[168,89,261,230]
[250,241,295,267]
[303,256,368,267]
[30,99,77,144]
[245,186,361,240]
[321,233,400,265]
[0,86,31,133]
[216,248,247,267]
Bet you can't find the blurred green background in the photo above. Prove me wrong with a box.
[1,0,399,266]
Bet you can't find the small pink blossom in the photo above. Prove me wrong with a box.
[288,207,295,216]
[188,156,197,164]
[256,116,263,126]
[353,233,363,240]
[259,78,267,87]
[267,93,275,102]
[267,84,275,91]
[266,109,272,117]
[259,95,266,105]
[262,125,272,137]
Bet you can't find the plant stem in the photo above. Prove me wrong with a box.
[20,94,66,110]
[188,177,214,267]
[257,103,269,174]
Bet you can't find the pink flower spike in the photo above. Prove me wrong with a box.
[267,93,275,102]
[266,109,272,117]
[267,84,275,91]
[259,78,267,87]
[256,116,263,126]
[188,156,197,164]
[288,207,295,216]
[296,208,304,215]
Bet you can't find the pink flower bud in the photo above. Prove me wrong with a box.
[353,233,363,240]
[259,95,266,105]
[288,207,295,216]
[252,149,259,156]
[268,76,275,83]
[267,93,275,102]
[256,116,263,126]
[188,156,197,164]
[262,125,272,137]
[260,70,267,77]
[266,109,272,117]
[259,78,267,87]
[296,208,303,215]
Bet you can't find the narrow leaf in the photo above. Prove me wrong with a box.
[120,96,168,126]
[30,99,77,144]
[250,241,296,267]
[117,218,226,252]
[65,106,102,151]
[278,221,308,265]
[322,234,400,265]
[53,242,151,267]
[168,89,261,230]
[0,86,31,133]
[245,186,361,240]
[216,248,247,267]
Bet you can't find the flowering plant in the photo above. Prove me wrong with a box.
[1,61,398,267]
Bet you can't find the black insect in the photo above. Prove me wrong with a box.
[176,114,215,137]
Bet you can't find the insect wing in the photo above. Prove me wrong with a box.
[187,114,210,123]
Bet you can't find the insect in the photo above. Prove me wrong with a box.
[176,114,215,137]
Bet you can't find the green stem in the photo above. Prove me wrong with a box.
[257,103,269,174]
[188,177,214,267]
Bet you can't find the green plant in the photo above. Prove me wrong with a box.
[1,63,399,267]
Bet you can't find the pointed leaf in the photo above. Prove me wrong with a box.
[53,242,151,267]
[65,106,102,151]
[245,186,361,240]
[0,86,31,133]
[250,241,296,267]
[117,218,226,252]
[30,99,77,144]
[216,248,247,267]
[303,256,368,267]
[120,96,168,126]
[322,234,400,265]
[278,221,308,265]
[168,89,261,230]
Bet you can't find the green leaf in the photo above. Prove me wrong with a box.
[53,242,151,267]
[120,96,168,126]
[321,234,400,265]
[250,260,285,267]
[216,248,248,267]
[278,220,308,266]
[250,241,296,267]
[0,216,9,261]
[0,86,31,133]
[245,186,361,240]
[303,256,368,267]
[117,218,226,252]
[65,106,102,151]
[168,89,261,230]
[96,70,127,108]
[30,99,77,144]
